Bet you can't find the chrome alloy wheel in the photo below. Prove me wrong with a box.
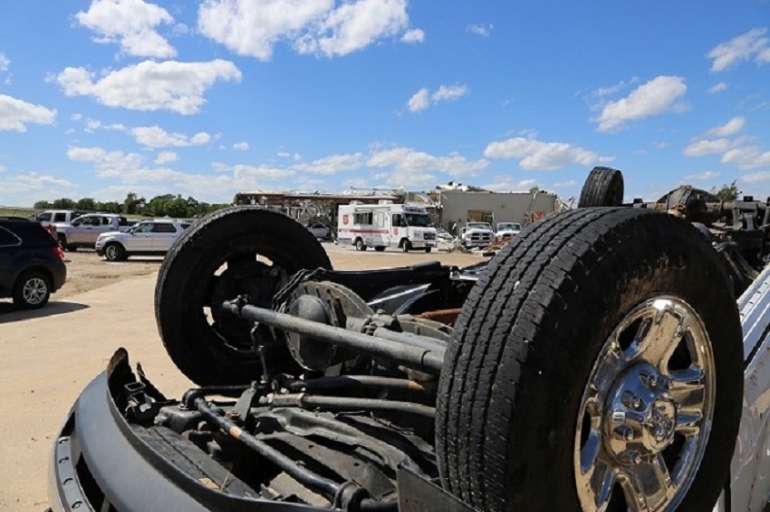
[23,277,48,305]
[574,297,715,511]
[105,245,118,260]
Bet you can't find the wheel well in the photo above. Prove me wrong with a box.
[14,266,53,290]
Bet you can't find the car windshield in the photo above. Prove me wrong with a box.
[498,223,522,231]
[469,222,493,230]
[404,213,431,227]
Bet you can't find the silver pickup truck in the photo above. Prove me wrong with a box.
[54,213,133,251]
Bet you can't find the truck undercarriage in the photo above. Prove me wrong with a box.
[50,168,770,511]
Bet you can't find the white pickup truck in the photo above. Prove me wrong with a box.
[95,219,191,261]
[495,221,522,241]
[460,221,496,249]
[54,213,133,251]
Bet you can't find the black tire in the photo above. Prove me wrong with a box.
[424,247,432,253]
[355,238,367,251]
[578,166,624,207]
[401,239,411,252]
[104,243,126,262]
[436,208,742,512]
[374,246,386,252]
[57,234,69,251]
[155,207,332,385]
[13,270,51,309]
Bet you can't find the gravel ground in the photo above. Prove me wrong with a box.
[0,242,483,511]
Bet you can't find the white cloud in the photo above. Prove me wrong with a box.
[683,118,747,158]
[295,153,363,174]
[593,78,639,98]
[707,82,728,94]
[367,147,488,178]
[232,142,249,151]
[0,173,77,204]
[742,171,770,183]
[721,146,770,170]
[55,60,241,114]
[343,177,368,188]
[707,116,745,137]
[76,0,176,58]
[481,178,538,192]
[484,136,609,170]
[276,151,302,161]
[553,180,577,187]
[593,76,687,132]
[401,29,424,43]
[407,88,430,112]
[0,94,56,132]
[132,125,211,148]
[67,146,144,176]
[407,84,468,113]
[683,138,733,157]
[155,151,178,165]
[467,24,492,37]
[199,0,415,60]
[233,164,295,180]
[707,28,770,72]
[0,53,9,70]
[683,171,720,181]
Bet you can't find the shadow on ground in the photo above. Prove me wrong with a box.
[0,301,90,324]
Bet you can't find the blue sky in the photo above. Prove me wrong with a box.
[0,0,769,206]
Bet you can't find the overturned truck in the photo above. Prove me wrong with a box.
[49,168,770,511]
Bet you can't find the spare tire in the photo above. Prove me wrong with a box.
[436,207,742,511]
[578,166,624,207]
[155,207,332,385]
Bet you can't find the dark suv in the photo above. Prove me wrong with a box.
[0,218,67,309]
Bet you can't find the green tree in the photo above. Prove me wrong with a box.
[101,201,122,213]
[76,197,96,211]
[529,186,541,194]
[33,200,52,209]
[123,192,146,215]
[711,180,741,202]
[146,194,175,217]
[165,195,189,218]
[52,197,76,209]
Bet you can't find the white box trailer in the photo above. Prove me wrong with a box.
[337,203,437,253]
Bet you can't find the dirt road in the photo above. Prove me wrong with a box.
[0,243,483,511]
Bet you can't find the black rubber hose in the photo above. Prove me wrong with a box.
[269,394,436,418]
[360,498,398,511]
[194,397,341,499]
[283,375,436,394]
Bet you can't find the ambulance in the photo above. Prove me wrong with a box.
[337,203,437,252]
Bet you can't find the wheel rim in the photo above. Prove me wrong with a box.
[574,296,715,512]
[106,246,117,260]
[23,278,48,305]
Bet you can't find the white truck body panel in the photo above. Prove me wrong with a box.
[712,264,770,511]
[337,203,437,251]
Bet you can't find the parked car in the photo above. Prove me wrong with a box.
[47,166,770,512]
[54,213,133,251]
[0,218,66,309]
[495,221,522,241]
[95,219,191,261]
[306,223,334,240]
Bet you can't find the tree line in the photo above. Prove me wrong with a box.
[34,192,232,218]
